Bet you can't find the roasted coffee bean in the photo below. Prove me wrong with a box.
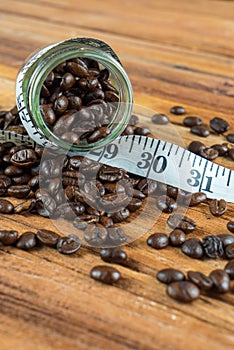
[87,126,111,143]
[0,230,18,245]
[100,247,127,264]
[181,238,204,259]
[16,232,37,250]
[60,72,76,90]
[12,173,31,185]
[68,95,82,110]
[57,234,81,254]
[169,229,186,247]
[151,113,169,125]
[53,95,69,114]
[225,243,234,259]
[188,141,206,155]
[227,221,234,233]
[137,179,157,196]
[127,198,143,212]
[0,198,14,213]
[14,199,36,214]
[129,114,139,126]
[121,125,134,136]
[224,260,234,279]
[190,125,210,137]
[167,281,200,302]
[40,104,56,125]
[7,185,31,199]
[134,126,151,136]
[73,214,99,230]
[107,226,127,245]
[52,110,78,136]
[156,268,185,284]
[189,192,207,206]
[187,271,213,291]
[61,132,80,144]
[210,117,230,134]
[84,223,107,246]
[166,186,184,199]
[229,148,234,160]
[28,175,39,191]
[35,189,56,215]
[147,233,169,249]
[4,165,24,176]
[37,229,60,247]
[0,175,11,188]
[200,147,219,160]
[170,106,186,115]
[99,165,125,182]
[226,133,234,143]
[211,143,229,156]
[99,215,113,228]
[183,116,202,127]
[167,214,196,233]
[156,195,177,213]
[217,234,234,247]
[209,269,230,293]
[67,61,89,77]
[111,208,130,223]
[90,265,121,284]
[202,236,224,258]
[209,199,227,216]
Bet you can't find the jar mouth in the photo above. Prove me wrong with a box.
[26,43,133,152]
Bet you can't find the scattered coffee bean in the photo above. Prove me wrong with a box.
[156,268,185,284]
[209,269,230,293]
[216,234,234,247]
[211,143,229,156]
[16,232,37,250]
[151,113,169,125]
[210,117,230,134]
[224,260,234,279]
[226,133,234,143]
[227,221,234,233]
[188,140,205,154]
[134,126,151,136]
[100,247,127,264]
[209,199,227,216]
[0,230,18,245]
[57,234,81,254]
[37,229,60,247]
[225,243,234,259]
[156,195,177,213]
[202,235,224,258]
[147,233,169,249]
[169,229,186,246]
[0,199,14,214]
[200,147,219,160]
[170,106,186,115]
[190,125,210,137]
[14,199,36,214]
[183,116,202,127]
[84,223,108,247]
[167,281,200,302]
[167,214,196,233]
[90,265,121,284]
[187,271,213,291]
[107,226,127,245]
[189,192,207,206]
[181,238,204,259]
[7,185,31,199]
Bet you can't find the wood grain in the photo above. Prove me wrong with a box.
[0,1,234,349]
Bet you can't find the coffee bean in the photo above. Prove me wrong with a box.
[0,230,18,245]
[127,198,142,212]
[111,208,130,223]
[57,234,81,254]
[216,234,234,247]
[147,233,169,249]
[156,268,185,284]
[167,214,196,233]
[99,165,125,182]
[121,125,134,136]
[156,195,177,213]
[14,199,36,214]
[210,117,230,134]
[0,175,11,189]
[99,215,113,228]
[190,125,210,137]
[107,226,127,245]
[170,106,186,115]
[209,199,227,216]
[226,133,234,143]
[12,173,31,185]
[225,243,234,259]
[200,147,219,160]
[209,269,230,293]
[37,229,60,247]
[183,116,202,127]
[0,199,14,214]
[16,232,37,250]
[67,61,89,77]
[229,148,234,160]
[202,235,224,258]
[61,132,80,144]
[129,115,139,126]
[84,223,107,246]
[73,214,99,230]
[90,265,121,284]
[167,281,200,302]
[134,126,151,136]
[169,229,186,246]
[100,247,127,264]
[7,185,31,199]
[151,114,169,125]
[224,260,234,279]
[211,143,229,156]
[188,141,206,154]
[87,126,111,143]
[40,104,56,126]
[187,271,213,291]
[181,238,204,259]
[189,192,207,206]
[227,221,234,233]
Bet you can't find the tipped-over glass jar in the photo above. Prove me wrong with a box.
[16,38,133,152]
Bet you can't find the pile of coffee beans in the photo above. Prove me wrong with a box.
[39,57,120,145]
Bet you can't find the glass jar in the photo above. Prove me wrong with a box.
[16,38,133,152]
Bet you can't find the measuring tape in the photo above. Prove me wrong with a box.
[1,131,233,203]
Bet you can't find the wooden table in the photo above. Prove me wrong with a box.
[0,1,234,349]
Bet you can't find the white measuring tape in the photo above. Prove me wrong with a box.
[1,131,233,203]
